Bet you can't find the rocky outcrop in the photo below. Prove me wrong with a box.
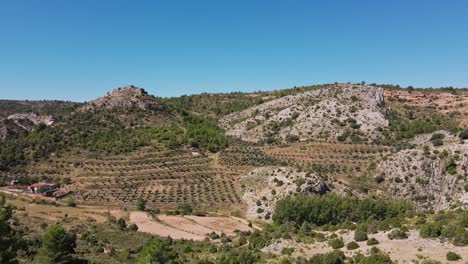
[7,113,54,128]
[375,132,468,211]
[220,84,388,143]
[78,85,165,112]
[240,166,348,220]
[0,113,54,141]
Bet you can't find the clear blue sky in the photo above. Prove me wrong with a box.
[1,0,467,101]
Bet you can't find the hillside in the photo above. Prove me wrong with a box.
[0,83,467,212]
[374,132,468,211]
[0,100,79,141]
[220,84,387,144]
[1,83,468,264]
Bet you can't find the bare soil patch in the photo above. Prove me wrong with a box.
[129,212,206,241]
[185,215,252,236]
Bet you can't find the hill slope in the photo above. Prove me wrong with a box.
[220,84,387,144]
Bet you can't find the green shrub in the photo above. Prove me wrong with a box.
[346,241,359,250]
[286,134,300,143]
[446,154,459,175]
[453,230,468,246]
[352,251,393,264]
[177,204,193,215]
[36,225,77,264]
[459,129,468,140]
[354,230,368,241]
[308,250,345,264]
[432,138,443,146]
[420,222,442,238]
[137,238,179,264]
[430,133,445,141]
[441,225,456,238]
[438,150,449,158]
[209,232,220,240]
[328,238,344,249]
[388,228,408,240]
[66,198,76,207]
[136,198,146,211]
[374,175,385,183]
[281,247,294,255]
[446,251,461,261]
[367,238,379,245]
[117,218,127,231]
[128,224,138,231]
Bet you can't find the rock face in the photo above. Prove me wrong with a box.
[79,85,165,112]
[7,113,54,128]
[220,84,387,143]
[375,132,468,211]
[0,113,54,141]
[240,166,347,220]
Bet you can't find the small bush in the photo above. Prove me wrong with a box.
[128,224,138,231]
[430,133,445,141]
[286,134,300,143]
[66,198,76,207]
[136,198,146,211]
[446,251,461,261]
[374,175,385,183]
[354,230,368,241]
[420,222,442,238]
[432,138,444,146]
[281,247,294,255]
[346,241,359,250]
[117,218,126,231]
[388,228,408,240]
[209,232,220,240]
[367,238,379,245]
[453,230,468,246]
[328,238,344,249]
[459,129,468,140]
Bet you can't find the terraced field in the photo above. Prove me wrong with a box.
[264,141,393,179]
[1,146,248,210]
[219,145,283,167]
[68,147,244,209]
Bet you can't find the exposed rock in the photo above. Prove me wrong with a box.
[78,85,164,112]
[240,166,348,220]
[220,84,388,143]
[7,112,54,127]
[375,132,467,211]
[0,112,54,141]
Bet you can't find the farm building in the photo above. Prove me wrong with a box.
[28,183,58,195]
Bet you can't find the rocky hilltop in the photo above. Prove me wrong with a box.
[220,84,387,144]
[78,85,165,112]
